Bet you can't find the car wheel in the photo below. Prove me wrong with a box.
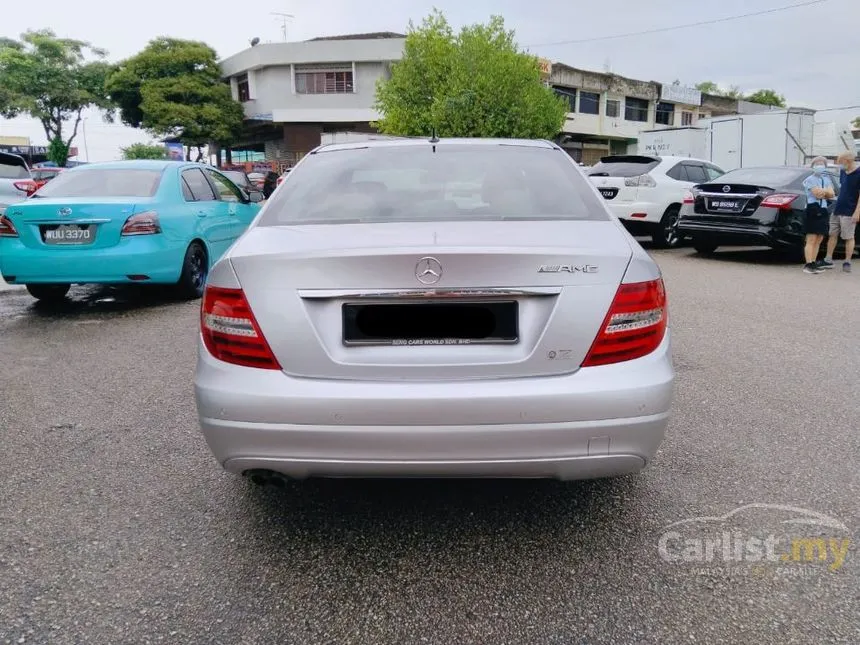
[652,206,682,249]
[176,242,209,300]
[693,239,719,255]
[25,284,71,303]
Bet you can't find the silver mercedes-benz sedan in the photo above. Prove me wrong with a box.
[193,138,674,484]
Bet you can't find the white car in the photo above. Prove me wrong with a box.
[588,155,725,248]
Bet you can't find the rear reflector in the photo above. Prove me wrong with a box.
[630,213,648,218]
[201,286,281,370]
[581,279,667,367]
[0,215,19,237]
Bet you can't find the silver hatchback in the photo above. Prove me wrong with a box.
[193,138,674,484]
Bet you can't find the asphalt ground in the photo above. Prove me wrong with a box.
[0,245,858,644]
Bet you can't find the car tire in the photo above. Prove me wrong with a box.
[652,206,682,249]
[693,239,719,255]
[25,283,70,303]
[175,242,209,300]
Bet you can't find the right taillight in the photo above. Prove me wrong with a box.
[201,285,281,370]
[582,279,668,367]
[0,215,19,238]
[682,191,694,205]
[760,194,798,210]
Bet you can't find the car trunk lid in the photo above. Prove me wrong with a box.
[229,220,635,381]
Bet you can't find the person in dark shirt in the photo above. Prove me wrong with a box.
[822,152,860,272]
[262,171,279,200]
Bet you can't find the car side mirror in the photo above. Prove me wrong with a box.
[249,190,264,203]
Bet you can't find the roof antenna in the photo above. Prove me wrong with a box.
[430,125,439,152]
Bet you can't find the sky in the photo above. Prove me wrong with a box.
[1,0,858,161]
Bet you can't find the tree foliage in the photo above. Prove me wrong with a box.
[121,142,168,160]
[374,11,568,139]
[745,89,786,108]
[696,81,785,107]
[0,30,113,165]
[106,38,245,151]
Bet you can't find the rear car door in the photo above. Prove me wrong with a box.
[0,153,31,213]
[206,169,257,238]
[181,168,231,258]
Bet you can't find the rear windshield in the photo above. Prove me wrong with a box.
[712,168,807,187]
[258,144,609,225]
[588,156,660,178]
[34,169,163,198]
[0,157,29,180]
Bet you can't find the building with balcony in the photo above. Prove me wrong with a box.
[219,32,405,166]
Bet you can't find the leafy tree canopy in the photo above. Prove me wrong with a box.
[106,38,245,150]
[374,11,568,139]
[0,30,113,165]
[121,142,168,160]
[696,81,786,107]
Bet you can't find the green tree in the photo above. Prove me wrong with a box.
[0,30,113,166]
[106,38,244,160]
[374,11,568,139]
[121,142,168,160]
[695,81,720,95]
[852,116,859,130]
[745,89,785,107]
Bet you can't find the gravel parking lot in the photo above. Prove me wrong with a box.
[1,246,858,645]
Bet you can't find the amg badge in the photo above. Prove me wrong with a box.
[538,264,599,274]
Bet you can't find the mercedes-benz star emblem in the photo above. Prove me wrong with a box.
[722,185,731,193]
[57,207,72,217]
[415,256,443,285]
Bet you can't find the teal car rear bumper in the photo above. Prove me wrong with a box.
[0,236,186,285]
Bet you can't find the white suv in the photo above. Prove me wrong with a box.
[588,155,725,248]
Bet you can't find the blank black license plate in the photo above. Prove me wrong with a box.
[41,224,95,245]
[342,301,519,346]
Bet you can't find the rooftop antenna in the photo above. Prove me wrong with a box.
[429,125,439,151]
[271,12,294,41]
[250,37,261,47]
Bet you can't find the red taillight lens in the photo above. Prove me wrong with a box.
[13,180,37,196]
[582,279,668,367]
[121,211,161,236]
[0,215,19,237]
[201,286,281,369]
[760,194,798,210]
[683,191,694,205]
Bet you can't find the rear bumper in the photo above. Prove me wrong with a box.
[606,201,665,225]
[676,219,800,248]
[194,333,675,480]
[0,236,185,284]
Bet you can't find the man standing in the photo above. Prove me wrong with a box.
[801,157,835,274]
[821,152,860,272]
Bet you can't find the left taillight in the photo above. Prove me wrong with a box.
[582,279,668,368]
[760,194,798,210]
[0,215,19,237]
[121,211,161,236]
[13,180,37,196]
[201,285,281,370]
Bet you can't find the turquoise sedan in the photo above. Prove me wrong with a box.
[0,160,263,302]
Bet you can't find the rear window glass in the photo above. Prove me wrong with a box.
[588,156,660,178]
[0,157,29,180]
[34,169,163,198]
[258,144,608,225]
[712,168,807,187]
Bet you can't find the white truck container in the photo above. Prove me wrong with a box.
[637,109,853,171]
[637,127,708,159]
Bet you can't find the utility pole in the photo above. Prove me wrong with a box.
[271,12,294,41]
